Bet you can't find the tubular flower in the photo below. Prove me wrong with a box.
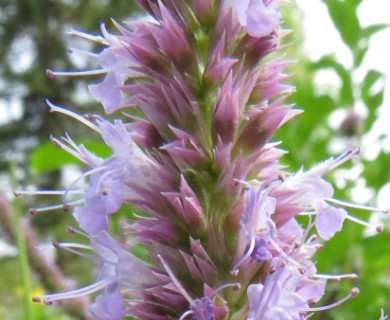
[19,0,387,319]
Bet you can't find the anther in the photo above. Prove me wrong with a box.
[309,287,360,312]
[29,208,37,216]
[230,269,239,276]
[86,113,97,122]
[32,296,41,303]
[351,287,359,297]
[52,240,60,248]
[233,283,241,291]
[63,204,70,212]
[46,69,56,79]
[67,226,75,233]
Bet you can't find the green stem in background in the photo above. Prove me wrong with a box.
[10,162,32,320]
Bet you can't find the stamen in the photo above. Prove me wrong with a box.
[268,237,301,268]
[329,148,360,171]
[14,189,82,197]
[46,68,107,79]
[66,226,90,239]
[29,199,83,215]
[46,100,99,133]
[309,287,359,312]
[256,262,286,317]
[345,214,382,232]
[314,273,358,281]
[230,233,256,275]
[62,132,82,150]
[32,277,115,304]
[211,282,241,296]
[52,240,94,259]
[67,29,109,45]
[325,197,387,214]
[158,255,193,304]
[50,136,89,165]
[178,310,194,320]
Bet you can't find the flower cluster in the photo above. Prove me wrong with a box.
[19,0,386,319]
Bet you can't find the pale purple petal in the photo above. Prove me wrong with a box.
[73,206,109,234]
[89,283,126,320]
[245,0,280,37]
[315,200,347,240]
[232,0,250,25]
[89,72,123,114]
[84,177,123,214]
[297,278,326,303]
[232,0,280,37]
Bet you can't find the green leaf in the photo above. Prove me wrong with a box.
[322,0,361,51]
[361,23,389,39]
[354,24,389,67]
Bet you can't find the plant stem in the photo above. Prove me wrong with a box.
[10,162,32,320]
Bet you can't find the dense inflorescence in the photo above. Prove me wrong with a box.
[20,1,386,319]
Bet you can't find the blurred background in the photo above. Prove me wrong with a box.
[0,0,389,319]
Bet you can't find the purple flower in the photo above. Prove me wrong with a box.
[247,260,309,320]
[33,230,155,319]
[271,150,357,240]
[231,185,276,273]
[24,0,385,319]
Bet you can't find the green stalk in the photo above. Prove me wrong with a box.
[10,162,32,320]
